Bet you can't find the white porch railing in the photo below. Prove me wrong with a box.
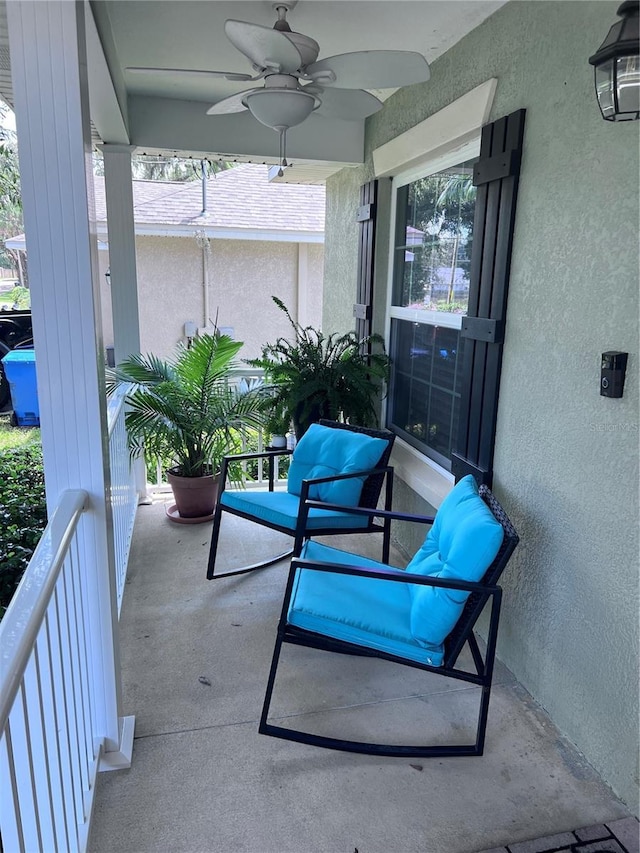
[0,490,99,853]
[146,367,291,489]
[106,384,138,614]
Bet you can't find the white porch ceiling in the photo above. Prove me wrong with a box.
[0,0,506,180]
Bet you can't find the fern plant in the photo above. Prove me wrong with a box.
[248,297,389,438]
[107,333,264,478]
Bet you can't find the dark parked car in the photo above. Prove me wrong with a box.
[0,309,33,408]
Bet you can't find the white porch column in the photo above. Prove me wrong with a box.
[100,143,149,502]
[7,0,133,766]
[100,144,141,365]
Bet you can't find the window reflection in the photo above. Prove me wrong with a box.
[393,160,477,314]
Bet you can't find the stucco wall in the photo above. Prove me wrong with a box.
[100,236,324,363]
[323,166,368,334]
[323,1,639,811]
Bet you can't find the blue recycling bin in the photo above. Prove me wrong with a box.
[1,348,40,426]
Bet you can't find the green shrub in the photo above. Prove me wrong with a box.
[0,444,46,618]
[0,284,30,310]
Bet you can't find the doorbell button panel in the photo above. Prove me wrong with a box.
[600,351,628,398]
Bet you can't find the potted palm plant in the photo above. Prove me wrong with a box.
[108,332,264,522]
[248,297,389,439]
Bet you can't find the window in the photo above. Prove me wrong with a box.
[387,151,478,470]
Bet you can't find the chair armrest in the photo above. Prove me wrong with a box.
[300,464,393,490]
[290,557,499,596]
[222,448,292,464]
[303,498,434,526]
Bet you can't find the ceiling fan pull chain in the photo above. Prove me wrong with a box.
[277,127,289,176]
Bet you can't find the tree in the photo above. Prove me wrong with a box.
[0,105,26,282]
[398,163,476,310]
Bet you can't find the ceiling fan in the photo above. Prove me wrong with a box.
[128,1,431,173]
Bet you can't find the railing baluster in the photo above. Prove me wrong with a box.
[107,382,138,615]
[74,534,100,817]
[40,612,74,852]
[0,492,92,852]
[56,568,85,831]
[23,648,57,851]
[0,722,26,853]
[13,682,44,850]
[50,586,82,853]
[65,548,93,817]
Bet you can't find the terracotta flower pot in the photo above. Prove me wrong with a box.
[167,469,219,520]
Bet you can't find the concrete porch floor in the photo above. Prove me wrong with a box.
[88,497,632,853]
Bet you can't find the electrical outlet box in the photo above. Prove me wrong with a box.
[198,325,216,337]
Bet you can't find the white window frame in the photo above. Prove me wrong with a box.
[385,140,480,481]
[386,138,481,338]
[372,80,497,505]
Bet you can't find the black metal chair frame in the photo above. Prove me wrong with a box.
[206,420,395,580]
[259,485,519,758]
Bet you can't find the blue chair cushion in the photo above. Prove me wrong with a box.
[287,423,388,507]
[221,490,370,531]
[406,475,504,651]
[287,541,444,666]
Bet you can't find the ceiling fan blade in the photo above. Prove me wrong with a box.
[308,87,383,121]
[127,67,254,82]
[225,20,302,74]
[206,88,259,115]
[306,51,430,90]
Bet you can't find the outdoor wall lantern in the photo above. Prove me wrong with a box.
[589,0,639,121]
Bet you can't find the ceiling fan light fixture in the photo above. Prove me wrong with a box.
[243,87,318,129]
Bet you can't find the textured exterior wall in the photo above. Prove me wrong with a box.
[323,0,639,811]
[100,236,324,362]
[305,243,325,329]
[324,165,368,334]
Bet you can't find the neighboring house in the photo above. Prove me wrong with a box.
[8,164,325,361]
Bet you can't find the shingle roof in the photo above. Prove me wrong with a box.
[93,164,325,234]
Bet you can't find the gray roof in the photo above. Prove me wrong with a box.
[94,164,325,234]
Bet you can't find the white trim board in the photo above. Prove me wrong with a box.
[6,228,324,252]
[390,439,454,510]
[131,224,324,243]
[372,79,497,178]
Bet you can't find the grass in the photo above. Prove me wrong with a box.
[0,412,40,451]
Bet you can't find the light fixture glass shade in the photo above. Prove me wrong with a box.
[589,0,640,121]
[243,88,317,130]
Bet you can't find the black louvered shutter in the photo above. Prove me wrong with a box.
[451,109,526,486]
[354,180,378,348]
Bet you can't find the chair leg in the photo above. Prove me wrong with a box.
[260,637,483,757]
[381,468,394,563]
[259,626,288,736]
[206,500,226,580]
[382,517,391,564]
[471,592,502,754]
[212,549,295,580]
[206,503,294,580]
